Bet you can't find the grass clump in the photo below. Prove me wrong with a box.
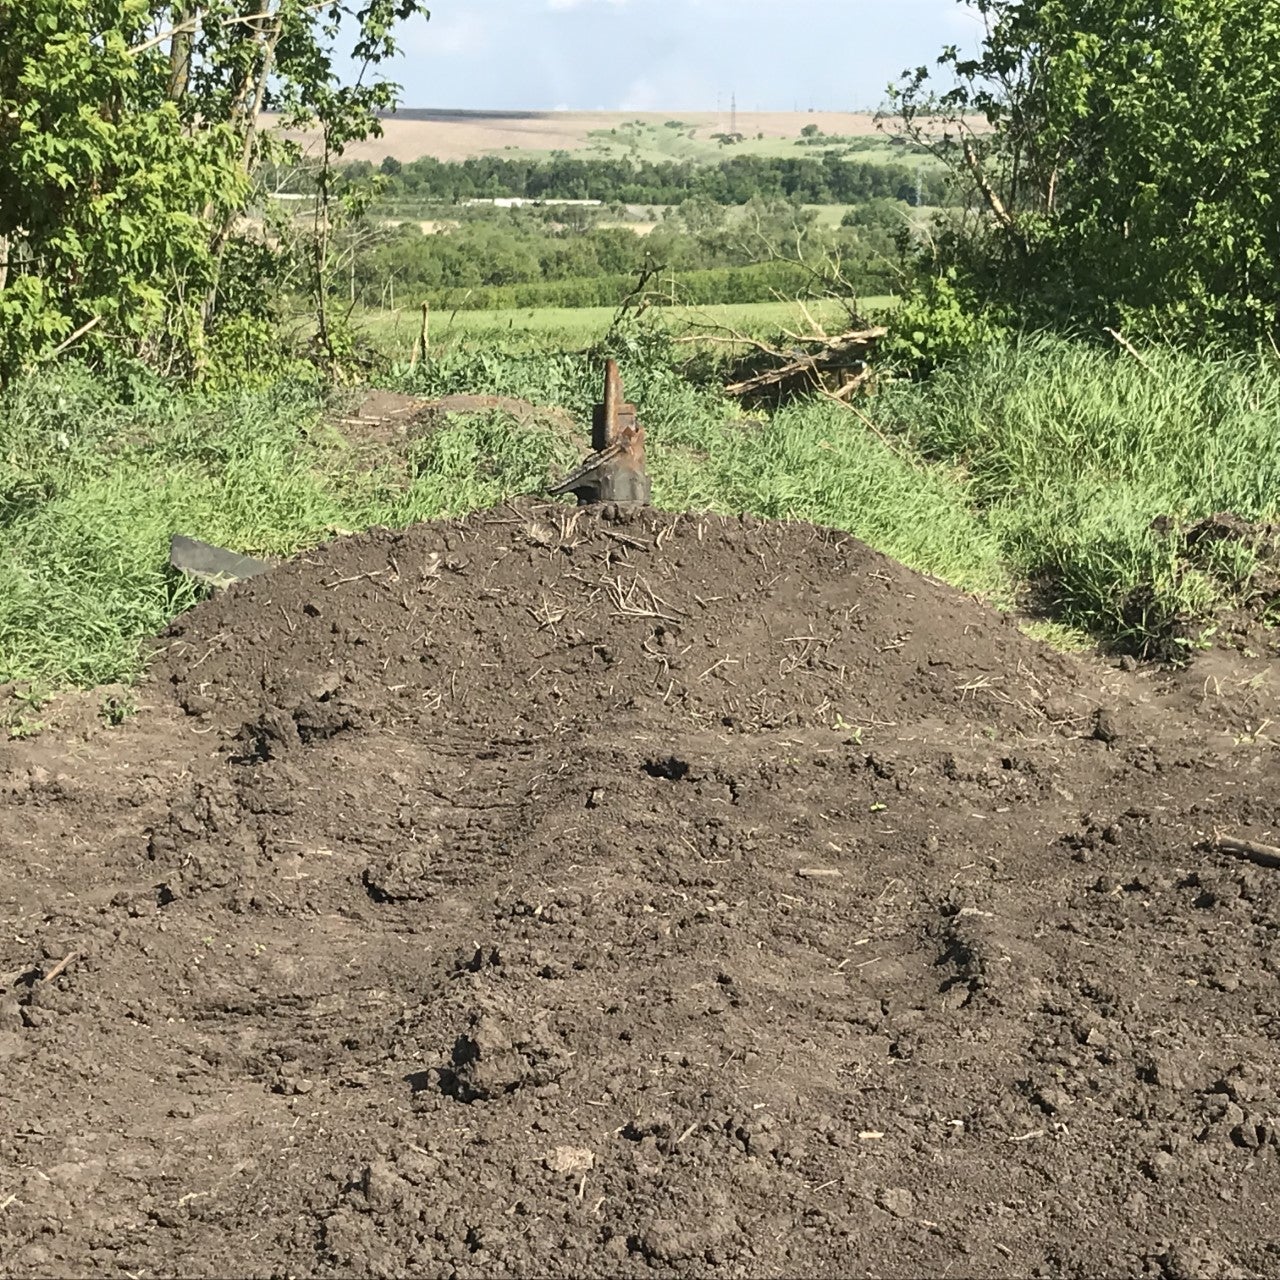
[875,335,1280,654]
[1,370,335,686]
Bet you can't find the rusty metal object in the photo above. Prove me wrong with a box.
[548,359,651,506]
[592,357,637,451]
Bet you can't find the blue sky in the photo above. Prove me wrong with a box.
[358,0,985,111]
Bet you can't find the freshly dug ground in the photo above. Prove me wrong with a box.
[3,502,1280,1280]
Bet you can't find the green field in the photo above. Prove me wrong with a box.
[571,121,943,168]
[352,297,898,356]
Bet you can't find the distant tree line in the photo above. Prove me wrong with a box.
[390,262,828,313]
[347,197,907,311]
[286,152,950,208]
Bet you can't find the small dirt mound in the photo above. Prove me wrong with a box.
[152,502,1078,737]
[331,391,582,480]
[3,504,1280,1278]
[337,389,580,448]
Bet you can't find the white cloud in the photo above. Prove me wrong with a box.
[548,0,629,10]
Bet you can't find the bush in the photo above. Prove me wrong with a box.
[879,274,1004,378]
[892,0,1280,347]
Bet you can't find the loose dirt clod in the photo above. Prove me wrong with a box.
[2,501,1279,1278]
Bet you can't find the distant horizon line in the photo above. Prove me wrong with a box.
[376,107,886,118]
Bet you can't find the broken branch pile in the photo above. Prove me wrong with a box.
[675,296,887,404]
[720,325,888,400]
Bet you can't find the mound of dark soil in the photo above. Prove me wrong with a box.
[3,503,1280,1279]
[334,390,582,476]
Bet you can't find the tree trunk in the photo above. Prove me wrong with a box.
[167,4,194,103]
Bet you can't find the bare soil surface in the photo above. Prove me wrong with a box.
[3,503,1280,1279]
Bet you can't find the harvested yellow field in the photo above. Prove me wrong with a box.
[597,220,660,236]
[268,109,885,164]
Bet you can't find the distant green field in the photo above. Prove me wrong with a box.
[557,122,944,169]
[353,297,898,354]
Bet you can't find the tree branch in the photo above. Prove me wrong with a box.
[128,2,329,57]
[167,4,195,101]
[962,138,1018,236]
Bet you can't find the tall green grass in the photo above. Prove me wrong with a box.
[874,335,1280,651]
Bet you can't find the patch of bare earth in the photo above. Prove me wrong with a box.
[2,504,1280,1278]
[329,390,583,476]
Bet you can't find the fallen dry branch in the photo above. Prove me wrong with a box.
[1211,834,1280,871]
[1104,326,1156,374]
[721,328,887,399]
[821,369,873,401]
[812,386,912,460]
[41,950,79,984]
[674,302,905,455]
[47,316,102,361]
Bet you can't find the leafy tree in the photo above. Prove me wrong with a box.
[587,228,642,276]
[671,195,727,237]
[893,0,1280,344]
[841,197,911,232]
[0,1,429,384]
[344,207,899,311]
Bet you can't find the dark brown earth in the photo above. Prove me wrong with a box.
[3,502,1280,1280]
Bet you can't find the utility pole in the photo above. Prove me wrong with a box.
[731,91,737,137]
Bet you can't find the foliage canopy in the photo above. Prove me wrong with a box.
[0,1,429,384]
[894,0,1280,345]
